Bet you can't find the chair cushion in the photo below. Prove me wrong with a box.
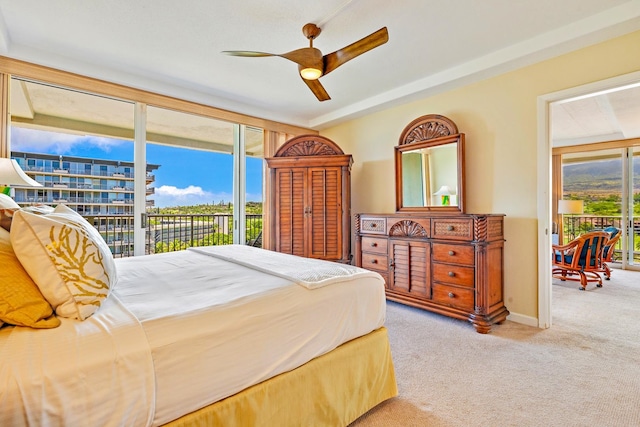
[604,226,619,239]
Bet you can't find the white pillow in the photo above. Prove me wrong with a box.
[10,204,116,320]
[0,193,20,209]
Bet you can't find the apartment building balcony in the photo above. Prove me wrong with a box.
[146,173,155,184]
[52,182,69,188]
[146,187,155,195]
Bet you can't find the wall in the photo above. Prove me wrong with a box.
[321,30,640,322]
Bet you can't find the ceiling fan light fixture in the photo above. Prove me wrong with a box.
[300,67,322,80]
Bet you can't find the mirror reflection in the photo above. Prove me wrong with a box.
[401,142,458,207]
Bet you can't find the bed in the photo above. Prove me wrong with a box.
[0,204,397,427]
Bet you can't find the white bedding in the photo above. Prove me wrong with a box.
[1,246,386,426]
[188,245,381,289]
[0,293,155,427]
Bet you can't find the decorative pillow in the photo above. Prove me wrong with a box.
[0,192,19,232]
[0,226,9,244]
[10,204,116,320]
[0,240,60,328]
[0,204,54,232]
[0,193,19,209]
[0,207,17,231]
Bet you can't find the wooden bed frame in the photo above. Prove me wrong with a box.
[164,327,397,426]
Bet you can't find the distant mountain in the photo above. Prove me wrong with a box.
[563,157,640,194]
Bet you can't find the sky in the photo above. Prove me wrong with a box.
[11,127,264,207]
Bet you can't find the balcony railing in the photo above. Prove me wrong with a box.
[560,215,640,262]
[84,213,263,258]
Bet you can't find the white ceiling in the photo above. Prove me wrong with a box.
[0,0,639,133]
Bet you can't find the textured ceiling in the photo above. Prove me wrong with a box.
[1,0,639,136]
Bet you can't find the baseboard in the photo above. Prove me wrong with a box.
[506,312,540,328]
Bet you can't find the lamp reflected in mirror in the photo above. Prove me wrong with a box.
[433,185,455,206]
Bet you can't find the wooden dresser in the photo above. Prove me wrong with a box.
[355,212,509,333]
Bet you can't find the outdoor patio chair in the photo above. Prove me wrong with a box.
[598,226,621,280]
[552,230,609,290]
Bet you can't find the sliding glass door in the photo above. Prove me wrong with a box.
[624,146,639,268]
[561,146,639,270]
[9,76,264,257]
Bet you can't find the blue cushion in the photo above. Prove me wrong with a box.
[604,226,619,239]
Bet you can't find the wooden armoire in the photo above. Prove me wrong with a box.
[265,134,352,263]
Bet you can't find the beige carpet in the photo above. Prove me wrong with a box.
[351,268,640,427]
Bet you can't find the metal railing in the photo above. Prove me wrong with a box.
[561,215,640,262]
[85,213,263,258]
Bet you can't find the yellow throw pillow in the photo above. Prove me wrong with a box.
[11,204,116,320]
[0,240,60,328]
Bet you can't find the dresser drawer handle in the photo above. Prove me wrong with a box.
[448,250,455,256]
[370,242,378,247]
[448,292,455,298]
[447,225,454,231]
[448,271,455,277]
[370,223,377,228]
[371,259,378,264]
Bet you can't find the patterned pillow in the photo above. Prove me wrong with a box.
[10,204,116,320]
[0,239,60,328]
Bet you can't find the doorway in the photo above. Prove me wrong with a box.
[537,71,640,329]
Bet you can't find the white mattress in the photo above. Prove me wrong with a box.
[1,246,386,427]
[0,293,155,427]
[114,248,386,426]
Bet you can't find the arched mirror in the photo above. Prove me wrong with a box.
[395,114,465,212]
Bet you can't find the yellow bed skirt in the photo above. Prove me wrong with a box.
[164,327,397,427]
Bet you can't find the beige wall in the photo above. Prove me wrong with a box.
[321,30,640,321]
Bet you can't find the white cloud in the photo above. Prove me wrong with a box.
[152,185,233,208]
[156,185,207,197]
[10,127,127,153]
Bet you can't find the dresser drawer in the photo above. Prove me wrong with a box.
[432,243,474,265]
[432,218,473,241]
[362,252,388,272]
[362,236,388,254]
[432,283,474,311]
[360,217,387,235]
[432,262,474,288]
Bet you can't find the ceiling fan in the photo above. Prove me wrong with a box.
[222,23,389,102]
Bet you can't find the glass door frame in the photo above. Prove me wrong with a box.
[553,143,640,271]
[622,146,639,269]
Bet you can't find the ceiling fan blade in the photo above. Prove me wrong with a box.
[301,77,331,102]
[222,51,276,57]
[280,47,323,69]
[323,27,389,75]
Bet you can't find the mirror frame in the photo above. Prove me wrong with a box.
[395,114,465,213]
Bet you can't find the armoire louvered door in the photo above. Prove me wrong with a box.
[308,167,342,260]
